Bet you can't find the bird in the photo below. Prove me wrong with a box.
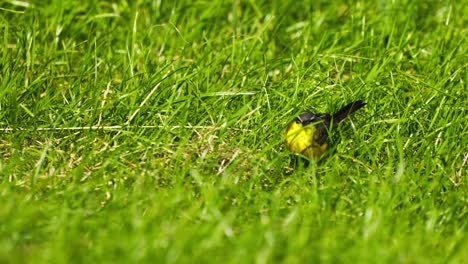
[283,100,366,160]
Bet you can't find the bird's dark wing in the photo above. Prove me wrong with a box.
[296,111,332,146]
[313,114,331,145]
[294,100,365,146]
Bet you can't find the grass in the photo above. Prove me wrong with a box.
[0,0,467,263]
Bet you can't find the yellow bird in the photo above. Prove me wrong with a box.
[283,100,366,159]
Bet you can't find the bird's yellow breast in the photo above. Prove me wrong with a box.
[283,121,327,159]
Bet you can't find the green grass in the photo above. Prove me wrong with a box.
[1,0,467,263]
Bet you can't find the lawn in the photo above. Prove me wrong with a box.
[0,0,466,263]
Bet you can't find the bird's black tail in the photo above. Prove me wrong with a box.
[332,100,366,127]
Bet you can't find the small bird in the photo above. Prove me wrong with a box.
[283,100,366,159]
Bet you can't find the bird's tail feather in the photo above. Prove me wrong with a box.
[332,100,366,126]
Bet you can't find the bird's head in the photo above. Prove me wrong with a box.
[295,111,319,126]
